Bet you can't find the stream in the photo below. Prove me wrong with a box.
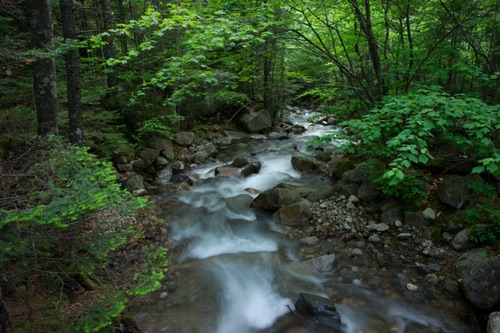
[131,108,474,333]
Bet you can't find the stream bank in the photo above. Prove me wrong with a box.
[119,107,498,333]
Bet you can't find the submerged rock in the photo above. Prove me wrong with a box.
[294,293,341,331]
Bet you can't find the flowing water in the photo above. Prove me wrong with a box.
[132,108,474,333]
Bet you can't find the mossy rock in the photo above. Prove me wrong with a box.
[438,210,468,233]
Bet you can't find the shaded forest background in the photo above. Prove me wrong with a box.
[0,0,498,332]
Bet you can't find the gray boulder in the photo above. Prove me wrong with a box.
[488,312,500,333]
[273,199,312,226]
[357,181,381,201]
[125,173,144,192]
[451,229,477,251]
[341,160,384,184]
[291,155,318,173]
[380,206,404,225]
[175,132,196,146]
[288,254,336,273]
[404,211,430,227]
[437,174,483,209]
[250,187,301,211]
[455,249,500,310]
[139,148,160,167]
[237,109,272,133]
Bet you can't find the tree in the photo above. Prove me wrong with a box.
[60,0,84,146]
[25,0,58,135]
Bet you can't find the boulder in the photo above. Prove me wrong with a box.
[488,312,500,333]
[175,132,196,146]
[125,173,144,192]
[294,293,341,331]
[357,181,381,201]
[291,155,318,173]
[321,157,354,180]
[404,211,429,227]
[437,174,483,209]
[237,109,273,133]
[341,160,384,184]
[250,187,301,211]
[380,206,404,225]
[273,199,312,226]
[455,249,500,310]
[214,166,242,177]
[450,229,477,251]
[422,207,437,221]
[231,157,261,176]
[150,137,171,151]
[335,182,360,197]
[288,254,336,273]
[139,148,160,167]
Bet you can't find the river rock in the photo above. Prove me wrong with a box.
[294,293,341,330]
[404,211,429,227]
[321,156,354,180]
[125,173,144,192]
[455,249,500,310]
[451,229,477,251]
[175,132,196,146]
[214,166,243,177]
[341,160,384,184]
[231,157,261,176]
[237,109,272,133]
[273,199,312,226]
[422,207,436,221]
[437,174,483,209]
[335,182,360,197]
[291,155,318,173]
[251,187,301,211]
[150,137,171,152]
[370,223,389,232]
[380,206,404,225]
[488,312,500,333]
[139,148,160,167]
[357,182,381,201]
[289,254,336,273]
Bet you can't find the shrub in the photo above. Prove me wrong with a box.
[465,182,500,244]
[336,87,499,185]
[0,143,168,332]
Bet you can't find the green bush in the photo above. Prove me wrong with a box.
[336,87,499,185]
[0,143,168,332]
[465,182,500,244]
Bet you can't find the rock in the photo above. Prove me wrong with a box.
[321,157,354,180]
[380,207,404,225]
[155,166,173,185]
[291,155,318,173]
[125,173,144,192]
[175,132,196,146]
[194,142,218,157]
[289,254,336,273]
[299,236,319,246]
[396,233,413,240]
[451,229,477,251]
[132,188,147,197]
[214,166,242,177]
[422,207,436,221]
[368,235,381,243]
[250,187,301,211]
[371,223,389,232]
[150,137,171,152]
[341,161,384,184]
[237,109,273,133]
[155,156,169,166]
[294,293,341,330]
[488,312,500,333]
[273,199,312,226]
[404,211,429,227]
[335,182,360,197]
[406,283,419,291]
[139,148,160,167]
[356,182,381,201]
[171,160,185,174]
[455,249,500,310]
[231,157,261,176]
[347,195,359,203]
[437,174,483,209]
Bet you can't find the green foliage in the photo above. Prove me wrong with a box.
[336,88,500,186]
[465,182,500,244]
[375,174,427,209]
[0,144,167,331]
[136,114,184,140]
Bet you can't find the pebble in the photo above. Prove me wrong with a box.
[394,220,403,228]
[396,233,413,240]
[371,223,390,232]
[426,274,440,285]
[406,283,419,291]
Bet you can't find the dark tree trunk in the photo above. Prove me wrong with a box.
[0,286,9,333]
[348,0,386,100]
[25,0,58,135]
[60,0,84,146]
[101,0,118,90]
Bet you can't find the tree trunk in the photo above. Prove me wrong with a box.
[101,0,118,90]
[60,0,84,146]
[348,0,386,100]
[25,0,58,136]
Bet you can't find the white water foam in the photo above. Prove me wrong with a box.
[209,255,293,333]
